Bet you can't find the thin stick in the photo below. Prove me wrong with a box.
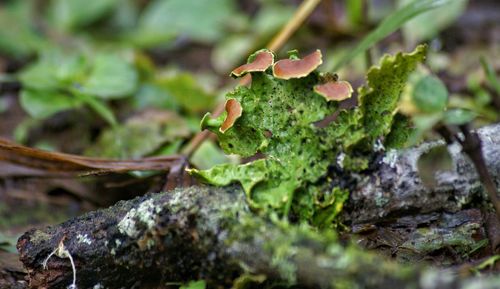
[267,0,323,52]
[182,0,323,158]
[458,125,500,221]
[436,124,500,220]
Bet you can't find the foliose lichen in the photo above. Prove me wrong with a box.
[190,46,427,223]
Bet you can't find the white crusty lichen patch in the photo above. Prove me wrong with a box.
[93,284,104,289]
[76,233,92,245]
[118,199,162,238]
[336,152,346,169]
[381,149,398,169]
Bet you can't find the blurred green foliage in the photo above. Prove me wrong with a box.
[0,1,47,57]
[0,0,496,168]
[412,75,448,113]
[400,0,468,46]
[333,0,461,70]
[0,0,297,164]
[0,232,18,253]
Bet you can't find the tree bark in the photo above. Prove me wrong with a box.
[345,124,500,224]
[17,124,500,289]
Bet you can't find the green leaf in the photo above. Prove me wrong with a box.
[359,44,427,145]
[137,0,235,44]
[412,75,448,113]
[49,0,119,31]
[180,280,206,289]
[443,108,476,125]
[333,0,453,70]
[82,54,138,99]
[20,90,82,119]
[18,51,120,123]
[19,61,61,91]
[73,92,118,127]
[19,52,87,91]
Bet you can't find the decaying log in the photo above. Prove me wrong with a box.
[17,124,500,288]
[17,186,500,289]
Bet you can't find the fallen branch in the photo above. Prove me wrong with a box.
[17,124,500,288]
[17,186,500,289]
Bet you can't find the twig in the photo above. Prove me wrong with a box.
[436,124,500,220]
[0,138,183,176]
[457,124,500,220]
[267,0,323,52]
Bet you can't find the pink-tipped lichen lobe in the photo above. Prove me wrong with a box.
[231,49,274,78]
[220,99,243,133]
[272,50,323,80]
[314,80,353,102]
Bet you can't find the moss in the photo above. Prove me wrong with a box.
[226,211,420,288]
[29,229,51,244]
[385,113,413,149]
[401,222,480,254]
[191,46,427,224]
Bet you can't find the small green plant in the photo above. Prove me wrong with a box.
[190,45,427,224]
[18,51,138,126]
